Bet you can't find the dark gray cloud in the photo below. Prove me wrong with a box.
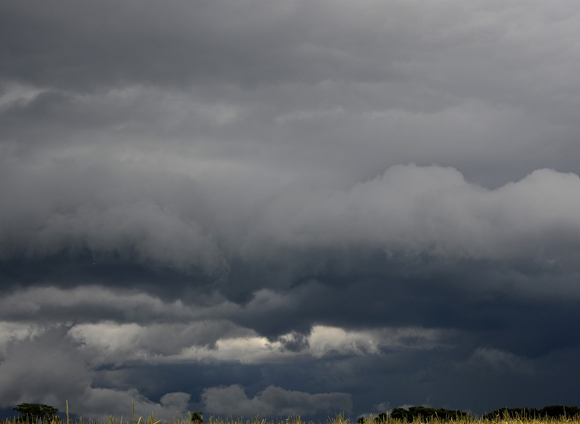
[2,0,580,420]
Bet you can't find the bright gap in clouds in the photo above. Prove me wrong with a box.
[66,322,449,365]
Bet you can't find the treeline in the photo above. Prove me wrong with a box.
[370,407,470,422]
[8,404,204,424]
[482,406,580,420]
[362,405,580,422]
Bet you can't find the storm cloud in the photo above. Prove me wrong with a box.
[202,385,352,417]
[2,0,580,420]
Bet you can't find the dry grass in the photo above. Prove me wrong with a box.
[4,414,580,424]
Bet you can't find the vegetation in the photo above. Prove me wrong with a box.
[482,406,580,420]
[4,415,580,424]
[381,406,471,422]
[188,412,203,424]
[3,404,580,424]
[359,405,580,423]
[12,404,59,422]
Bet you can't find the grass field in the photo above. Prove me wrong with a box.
[4,414,580,424]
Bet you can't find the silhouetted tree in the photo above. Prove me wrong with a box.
[13,404,58,422]
[482,406,580,420]
[374,413,388,423]
[387,406,470,422]
[541,405,580,418]
[188,411,203,424]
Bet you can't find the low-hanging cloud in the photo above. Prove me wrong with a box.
[461,347,534,375]
[0,327,192,420]
[202,385,352,417]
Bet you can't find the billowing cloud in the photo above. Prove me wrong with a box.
[2,162,580,274]
[0,327,192,420]
[202,385,352,417]
[248,165,580,262]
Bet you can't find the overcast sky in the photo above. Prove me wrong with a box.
[2,0,580,420]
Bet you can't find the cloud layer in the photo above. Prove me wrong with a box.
[2,0,580,420]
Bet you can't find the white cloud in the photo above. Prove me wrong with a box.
[69,320,252,366]
[162,325,449,365]
[3,287,450,367]
[309,326,447,357]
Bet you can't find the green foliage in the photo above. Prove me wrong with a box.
[482,405,580,420]
[5,405,580,424]
[13,403,59,422]
[387,406,470,422]
[188,412,203,424]
[542,405,580,418]
[374,413,388,423]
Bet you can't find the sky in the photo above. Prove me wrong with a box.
[1,0,580,420]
